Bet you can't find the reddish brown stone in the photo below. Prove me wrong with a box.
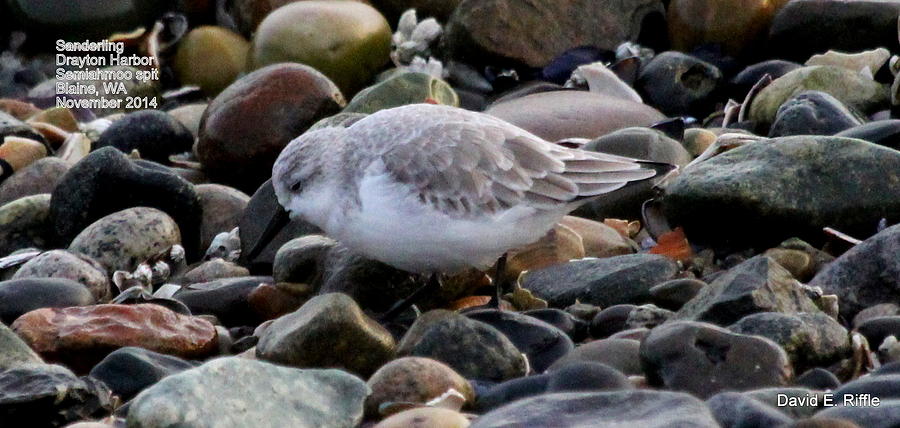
[247,283,310,320]
[196,63,345,193]
[12,304,218,373]
[0,99,41,120]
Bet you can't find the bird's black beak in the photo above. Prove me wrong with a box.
[244,205,290,261]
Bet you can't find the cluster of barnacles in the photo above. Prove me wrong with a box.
[391,9,444,78]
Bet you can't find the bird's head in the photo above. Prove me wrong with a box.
[245,127,345,261]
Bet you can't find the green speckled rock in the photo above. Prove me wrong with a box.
[729,312,850,374]
[749,66,889,127]
[662,136,900,248]
[68,207,181,274]
[256,293,395,377]
[249,1,391,96]
[0,194,52,256]
[127,357,369,428]
[344,72,458,114]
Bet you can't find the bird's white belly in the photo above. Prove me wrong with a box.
[327,173,563,273]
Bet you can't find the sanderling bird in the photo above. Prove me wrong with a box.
[247,103,672,318]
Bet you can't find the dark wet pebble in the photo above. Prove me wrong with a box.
[730,60,802,101]
[398,310,526,382]
[549,338,643,376]
[707,391,793,428]
[523,308,589,342]
[810,224,900,320]
[640,321,792,398]
[174,276,272,327]
[89,346,198,401]
[635,51,723,117]
[49,147,202,259]
[836,120,900,150]
[590,304,636,339]
[0,364,113,427]
[471,390,719,428]
[94,110,194,164]
[466,309,574,373]
[522,254,678,308]
[649,278,707,311]
[675,255,822,326]
[0,277,93,324]
[476,362,632,412]
[769,91,863,137]
[794,368,841,390]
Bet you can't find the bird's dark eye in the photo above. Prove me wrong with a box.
[290,181,302,191]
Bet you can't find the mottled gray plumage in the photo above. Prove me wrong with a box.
[272,104,661,273]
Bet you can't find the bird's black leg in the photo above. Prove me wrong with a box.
[490,253,509,309]
[381,273,441,322]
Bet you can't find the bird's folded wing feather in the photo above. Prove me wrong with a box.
[380,120,657,217]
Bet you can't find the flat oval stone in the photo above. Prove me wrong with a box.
[521,254,678,308]
[0,157,68,206]
[589,305,637,339]
[13,249,110,302]
[471,390,719,428]
[11,303,218,374]
[707,391,793,428]
[68,207,181,275]
[730,59,801,100]
[856,317,900,350]
[126,358,369,428]
[486,91,666,141]
[477,362,632,412]
[0,277,93,324]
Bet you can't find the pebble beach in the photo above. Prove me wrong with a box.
[0,0,899,427]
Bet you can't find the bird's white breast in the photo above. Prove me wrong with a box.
[325,166,566,274]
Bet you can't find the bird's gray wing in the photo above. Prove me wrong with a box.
[380,120,657,217]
